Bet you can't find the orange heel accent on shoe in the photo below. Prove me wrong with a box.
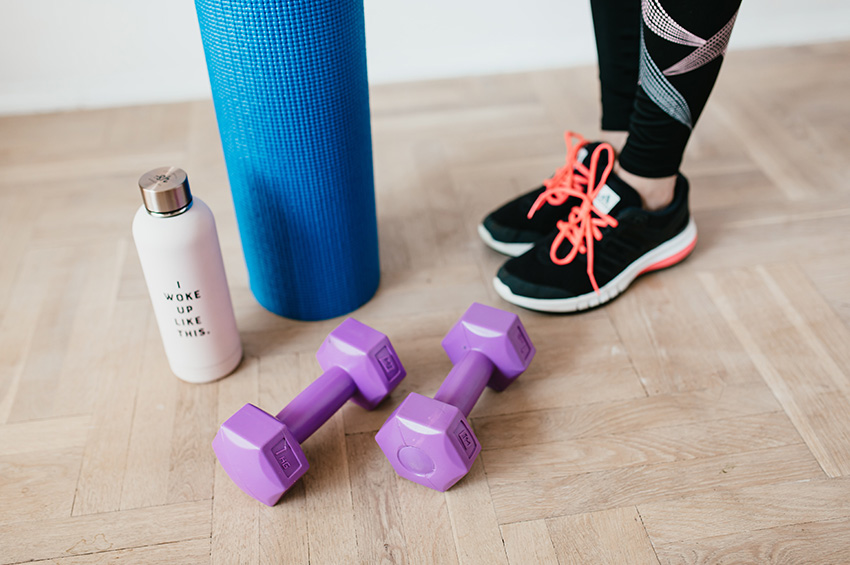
[639,235,697,275]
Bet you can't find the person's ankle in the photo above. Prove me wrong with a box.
[614,162,676,211]
[600,130,629,154]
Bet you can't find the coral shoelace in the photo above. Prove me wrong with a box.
[527,132,618,294]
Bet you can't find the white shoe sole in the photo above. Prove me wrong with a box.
[477,223,535,257]
[493,217,698,313]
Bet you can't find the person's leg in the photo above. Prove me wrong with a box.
[590,0,641,151]
[490,0,743,312]
[618,0,741,209]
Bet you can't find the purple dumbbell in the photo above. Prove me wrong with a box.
[213,318,406,506]
[375,303,535,491]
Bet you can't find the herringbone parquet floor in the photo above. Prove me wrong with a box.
[1,41,850,564]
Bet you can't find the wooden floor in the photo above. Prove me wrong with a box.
[2,40,850,564]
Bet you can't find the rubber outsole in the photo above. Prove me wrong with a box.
[477,223,535,257]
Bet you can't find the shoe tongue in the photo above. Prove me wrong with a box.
[577,144,643,215]
[596,172,642,215]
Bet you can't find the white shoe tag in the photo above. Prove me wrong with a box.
[593,184,621,215]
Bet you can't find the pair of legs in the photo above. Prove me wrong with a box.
[592,0,741,210]
[479,0,742,312]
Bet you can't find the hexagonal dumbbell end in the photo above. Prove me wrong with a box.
[316,316,406,410]
[213,318,406,505]
[442,302,535,392]
[376,393,481,491]
[213,404,309,506]
[376,303,534,491]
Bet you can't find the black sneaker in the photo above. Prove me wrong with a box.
[478,132,605,257]
[493,167,697,313]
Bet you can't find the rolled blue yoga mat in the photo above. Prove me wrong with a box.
[194,0,380,321]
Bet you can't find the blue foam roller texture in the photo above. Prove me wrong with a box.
[194,0,380,321]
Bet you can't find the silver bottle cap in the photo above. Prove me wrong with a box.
[138,167,193,216]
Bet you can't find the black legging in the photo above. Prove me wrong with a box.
[590,0,742,177]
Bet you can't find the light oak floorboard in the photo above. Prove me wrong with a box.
[547,506,660,565]
[653,516,850,565]
[501,520,559,565]
[0,501,210,564]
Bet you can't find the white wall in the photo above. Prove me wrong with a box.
[1,0,849,115]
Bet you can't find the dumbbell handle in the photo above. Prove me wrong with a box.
[433,350,495,418]
[275,366,356,444]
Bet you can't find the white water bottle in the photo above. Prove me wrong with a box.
[132,167,243,383]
